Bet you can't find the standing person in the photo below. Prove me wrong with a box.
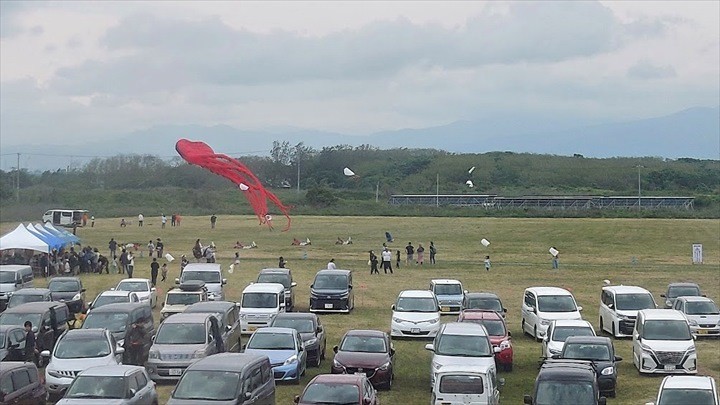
[176,214,182,226]
[127,251,135,278]
[278,256,287,268]
[118,249,128,274]
[98,253,109,274]
[24,321,38,365]
[193,239,203,261]
[485,256,491,272]
[210,214,217,229]
[150,258,160,286]
[416,244,425,265]
[369,251,379,275]
[161,263,168,282]
[108,238,117,260]
[551,249,559,270]
[123,321,146,366]
[138,213,144,227]
[171,214,176,227]
[161,214,167,229]
[147,240,155,258]
[232,252,240,272]
[396,250,401,269]
[180,255,189,276]
[429,242,437,264]
[204,243,216,263]
[90,215,95,227]
[155,238,164,258]
[381,248,393,274]
[327,259,336,270]
[82,213,88,227]
[405,242,415,265]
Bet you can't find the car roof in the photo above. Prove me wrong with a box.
[10,288,51,295]
[186,353,269,372]
[0,265,32,272]
[460,309,503,320]
[49,277,81,283]
[602,285,651,294]
[259,268,291,275]
[87,302,147,313]
[640,309,687,320]
[441,322,488,336]
[538,360,597,380]
[676,296,713,303]
[431,279,462,285]
[183,263,222,271]
[1,301,67,313]
[64,328,106,338]
[117,278,150,285]
[161,313,212,323]
[243,283,285,293]
[667,282,700,288]
[526,287,573,296]
[315,269,351,276]
[563,336,612,346]
[273,312,317,321]
[465,292,501,299]
[185,301,235,312]
[310,373,366,384]
[550,319,593,328]
[78,365,146,377]
[662,375,716,390]
[399,290,435,298]
[253,327,296,335]
[97,290,134,297]
[343,329,386,338]
[436,364,494,375]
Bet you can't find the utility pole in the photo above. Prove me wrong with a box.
[16,153,20,202]
[436,173,439,207]
[375,182,379,203]
[636,165,643,214]
[296,145,301,194]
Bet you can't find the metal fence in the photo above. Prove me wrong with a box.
[388,195,694,210]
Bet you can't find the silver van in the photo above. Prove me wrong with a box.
[176,263,226,301]
[0,265,34,310]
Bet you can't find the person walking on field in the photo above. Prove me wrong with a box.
[210,214,217,229]
[369,251,379,275]
[485,256,491,272]
[150,258,160,286]
[127,251,135,278]
[156,239,164,258]
[405,242,415,265]
[108,238,118,260]
[147,240,155,258]
[381,248,393,274]
[416,244,425,265]
[161,214,167,229]
[138,213,144,227]
[327,259,336,270]
[396,250,401,269]
[161,263,168,282]
[429,241,437,264]
[24,321,38,366]
[123,321,146,366]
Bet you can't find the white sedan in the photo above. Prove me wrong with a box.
[113,278,157,308]
[88,290,140,312]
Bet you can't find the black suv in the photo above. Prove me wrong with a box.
[48,277,86,314]
[554,336,621,398]
[309,270,354,313]
[0,362,47,404]
[524,360,607,405]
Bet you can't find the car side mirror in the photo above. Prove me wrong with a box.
[291,282,297,288]
[225,325,232,332]
[116,346,125,354]
[40,350,50,357]
[310,284,314,289]
[599,397,607,405]
[391,304,395,310]
[507,331,512,337]
[110,287,115,291]
[493,346,501,353]
[577,306,583,311]
[316,326,323,334]
[81,288,86,293]
[294,395,301,403]
[175,278,180,284]
[551,354,560,359]
[151,287,156,292]
[348,285,353,289]
[424,344,435,352]
[523,394,533,404]
[463,290,468,294]
[390,348,395,356]
[503,308,507,313]
[615,356,622,361]
[660,294,666,298]
[128,388,137,398]
[333,345,339,353]
[161,302,165,306]
[222,279,227,285]
[527,306,535,313]
[244,392,253,401]
[151,335,156,342]
[607,303,613,309]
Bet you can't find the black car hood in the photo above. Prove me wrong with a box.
[311,289,348,296]
[51,291,78,300]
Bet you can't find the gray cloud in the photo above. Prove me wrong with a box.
[627,60,677,79]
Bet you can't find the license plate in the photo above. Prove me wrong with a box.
[411,328,420,334]
[664,365,675,371]
[697,329,708,334]
[440,306,449,312]
[325,303,333,309]
[169,369,183,376]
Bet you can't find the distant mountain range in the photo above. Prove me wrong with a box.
[2,106,718,171]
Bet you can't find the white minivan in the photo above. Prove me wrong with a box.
[599,285,657,338]
[432,364,503,405]
[632,309,697,375]
[521,287,583,341]
[239,283,286,335]
[177,263,226,301]
[0,265,34,309]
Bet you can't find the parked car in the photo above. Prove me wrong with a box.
[185,300,243,353]
[294,374,378,405]
[463,292,506,317]
[169,353,276,405]
[160,281,208,321]
[0,324,27,361]
[524,360,607,405]
[430,279,465,315]
[521,287,583,341]
[7,288,52,309]
[432,364,503,405]
[43,328,125,400]
[425,322,498,389]
[542,319,596,359]
[457,309,513,371]
[646,375,719,405]
[114,278,157,308]
[555,336,622,398]
[244,327,307,384]
[176,262,226,301]
[270,312,326,367]
[257,268,297,311]
[0,301,71,357]
[599,284,656,337]
[0,361,47,405]
[0,265,34,311]
[309,270,354,313]
[81,302,155,364]
[672,296,720,337]
[331,329,395,389]
[390,290,441,339]
[146,312,224,381]
[661,282,703,309]
[56,365,158,405]
[239,283,286,334]
[88,290,140,312]
[48,276,86,314]
[632,309,697,374]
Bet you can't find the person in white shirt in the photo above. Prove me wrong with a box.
[381,248,393,274]
[327,259,336,270]
[138,213,144,227]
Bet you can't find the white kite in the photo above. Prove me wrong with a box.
[343,167,356,177]
[468,166,476,174]
[466,180,474,188]
[481,238,490,247]
[549,247,559,257]
[165,253,175,262]
[238,183,249,191]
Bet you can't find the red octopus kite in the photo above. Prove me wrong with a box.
[176,139,292,231]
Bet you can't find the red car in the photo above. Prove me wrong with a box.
[294,374,379,405]
[331,329,395,389]
[457,309,513,371]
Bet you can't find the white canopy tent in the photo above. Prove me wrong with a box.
[0,224,50,253]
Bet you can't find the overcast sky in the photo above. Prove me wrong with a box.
[1,1,718,148]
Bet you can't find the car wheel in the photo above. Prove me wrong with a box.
[385,373,393,390]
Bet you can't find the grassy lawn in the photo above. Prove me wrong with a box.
[4,215,718,404]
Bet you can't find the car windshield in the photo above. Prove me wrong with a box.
[93,295,130,308]
[301,383,360,404]
[116,282,148,293]
[242,292,278,309]
[167,293,201,305]
[49,280,80,292]
[395,297,437,312]
[465,298,503,312]
[8,294,45,307]
[562,343,611,361]
[615,293,655,310]
[659,389,716,405]
[55,336,111,359]
[686,301,719,315]
[479,320,506,336]
[155,323,206,344]
[182,271,221,284]
[340,335,386,353]
[434,284,462,296]
[535,381,595,405]
[0,272,15,283]
[552,326,595,342]
[247,332,295,350]
[439,375,484,394]
[272,318,315,333]
[257,273,291,288]
[65,376,125,399]
[313,274,347,290]
[643,320,692,340]
[82,313,128,333]
[0,313,41,327]
[436,334,492,357]
[668,286,700,298]
[537,295,577,312]
[173,371,240,401]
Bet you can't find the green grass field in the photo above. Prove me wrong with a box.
[4,215,718,404]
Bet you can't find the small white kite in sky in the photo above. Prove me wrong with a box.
[466,180,474,188]
[481,238,490,247]
[468,166,476,174]
[343,167,356,177]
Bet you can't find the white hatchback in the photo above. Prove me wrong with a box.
[521,287,583,341]
[390,290,441,339]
